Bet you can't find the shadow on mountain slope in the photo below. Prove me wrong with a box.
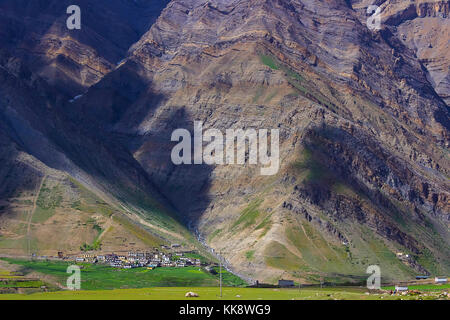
[0,0,170,96]
[132,106,215,226]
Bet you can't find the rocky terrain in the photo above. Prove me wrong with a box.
[0,0,449,284]
[0,0,193,257]
[0,0,170,96]
[352,0,450,105]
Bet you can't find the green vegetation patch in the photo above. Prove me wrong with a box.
[245,250,255,260]
[32,207,55,224]
[1,286,447,300]
[252,86,265,103]
[231,199,264,230]
[80,221,104,251]
[349,226,416,282]
[260,55,280,70]
[68,178,121,218]
[292,147,330,185]
[255,214,272,238]
[112,214,163,247]
[208,228,222,242]
[183,253,211,265]
[211,267,247,287]
[286,225,351,275]
[264,241,304,271]
[36,184,63,210]
[259,53,336,110]
[80,242,101,252]
[0,279,44,288]
[0,258,244,290]
[32,183,63,223]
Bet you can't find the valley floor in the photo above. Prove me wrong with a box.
[0,286,449,300]
[1,258,448,300]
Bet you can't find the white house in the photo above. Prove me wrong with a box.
[395,286,408,292]
[435,277,447,284]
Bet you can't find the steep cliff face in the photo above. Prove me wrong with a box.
[0,0,448,284]
[67,0,449,283]
[0,0,169,96]
[351,0,450,105]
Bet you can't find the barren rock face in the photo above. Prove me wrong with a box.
[351,0,450,105]
[0,0,169,96]
[0,0,449,284]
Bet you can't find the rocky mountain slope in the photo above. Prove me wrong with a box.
[0,0,449,284]
[0,0,170,96]
[0,0,196,258]
[352,0,450,105]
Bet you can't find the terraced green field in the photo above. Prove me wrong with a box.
[0,258,246,290]
[0,268,47,293]
[1,259,447,300]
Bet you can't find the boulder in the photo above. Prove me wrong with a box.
[185,291,199,297]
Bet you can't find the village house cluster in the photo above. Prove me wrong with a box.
[61,245,202,269]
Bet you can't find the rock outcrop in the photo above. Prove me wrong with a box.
[351,0,450,105]
[0,0,170,96]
